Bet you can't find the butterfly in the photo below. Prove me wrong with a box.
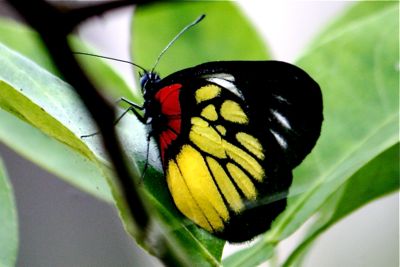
[133,59,323,242]
[81,15,323,242]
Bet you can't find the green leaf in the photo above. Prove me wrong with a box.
[0,18,58,74]
[272,1,399,241]
[283,143,399,267]
[307,0,397,49]
[0,158,18,267]
[0,42,115,203]
[223,242,275,267]
[132,1,269,78]
[0,38,148,243]
[0,43,100,159]
[225,2,398,266]
[0,18,138,101]
[0,108,113,202]
[142,188,225,266]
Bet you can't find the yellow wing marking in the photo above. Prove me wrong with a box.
[190,117,226,158]
[191,117,208,127]
[200,104,218,121]
[206,157,244,213]
[222,140,264,182]
[178,98,265,226]
[166,160,212,231]
[227,163,257,200]
[220,100,248,124]
[216,125,227,136]
[175,145,229,231]
[189,118,264,180]
[195,85,221,103]
[236,132,265,160]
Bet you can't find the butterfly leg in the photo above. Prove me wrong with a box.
[139,134,152,183]
[81,97,145,138]
[116,97,148,124]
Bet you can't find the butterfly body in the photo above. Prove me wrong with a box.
[140,60,322,242]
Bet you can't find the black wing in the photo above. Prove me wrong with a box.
[155,61,323,242]
[160,60,323,169]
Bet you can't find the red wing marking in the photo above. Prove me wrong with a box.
[155,83,183,163]
[168,119,181,134]
[155,84,182,117]
[159,129,178,161]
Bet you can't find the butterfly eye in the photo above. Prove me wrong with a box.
[139,73,149,89]
[140,72,161,91]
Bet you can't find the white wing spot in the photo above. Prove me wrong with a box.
[270,129,288,149]
[204,73,235,82]
[271,109,291,130]
[204,73,244,100]
[273,94,290,104]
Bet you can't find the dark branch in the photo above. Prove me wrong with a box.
[7,0,150,233]
[64,0,139,28]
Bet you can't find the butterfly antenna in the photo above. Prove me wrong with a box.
[151,14,206,73]
[73,52,147,73]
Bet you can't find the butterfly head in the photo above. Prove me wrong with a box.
[140,71,161,94]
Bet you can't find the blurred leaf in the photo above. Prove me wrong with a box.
[225,2,398,266]
[0,158,18,267]
[0,18,138,101]
[0,42,117,203]
[283,143,399,267]
[0,43,100,160]
[0,40,147,242]
[0,18,57,74]
[274,1,398,240]
[223,242,274,267]
[308,0,397,48]
[0,108,113,202]
[132,1,269,78]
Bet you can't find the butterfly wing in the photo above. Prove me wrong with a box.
[164,60,323,168]
[152,61,323,242]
